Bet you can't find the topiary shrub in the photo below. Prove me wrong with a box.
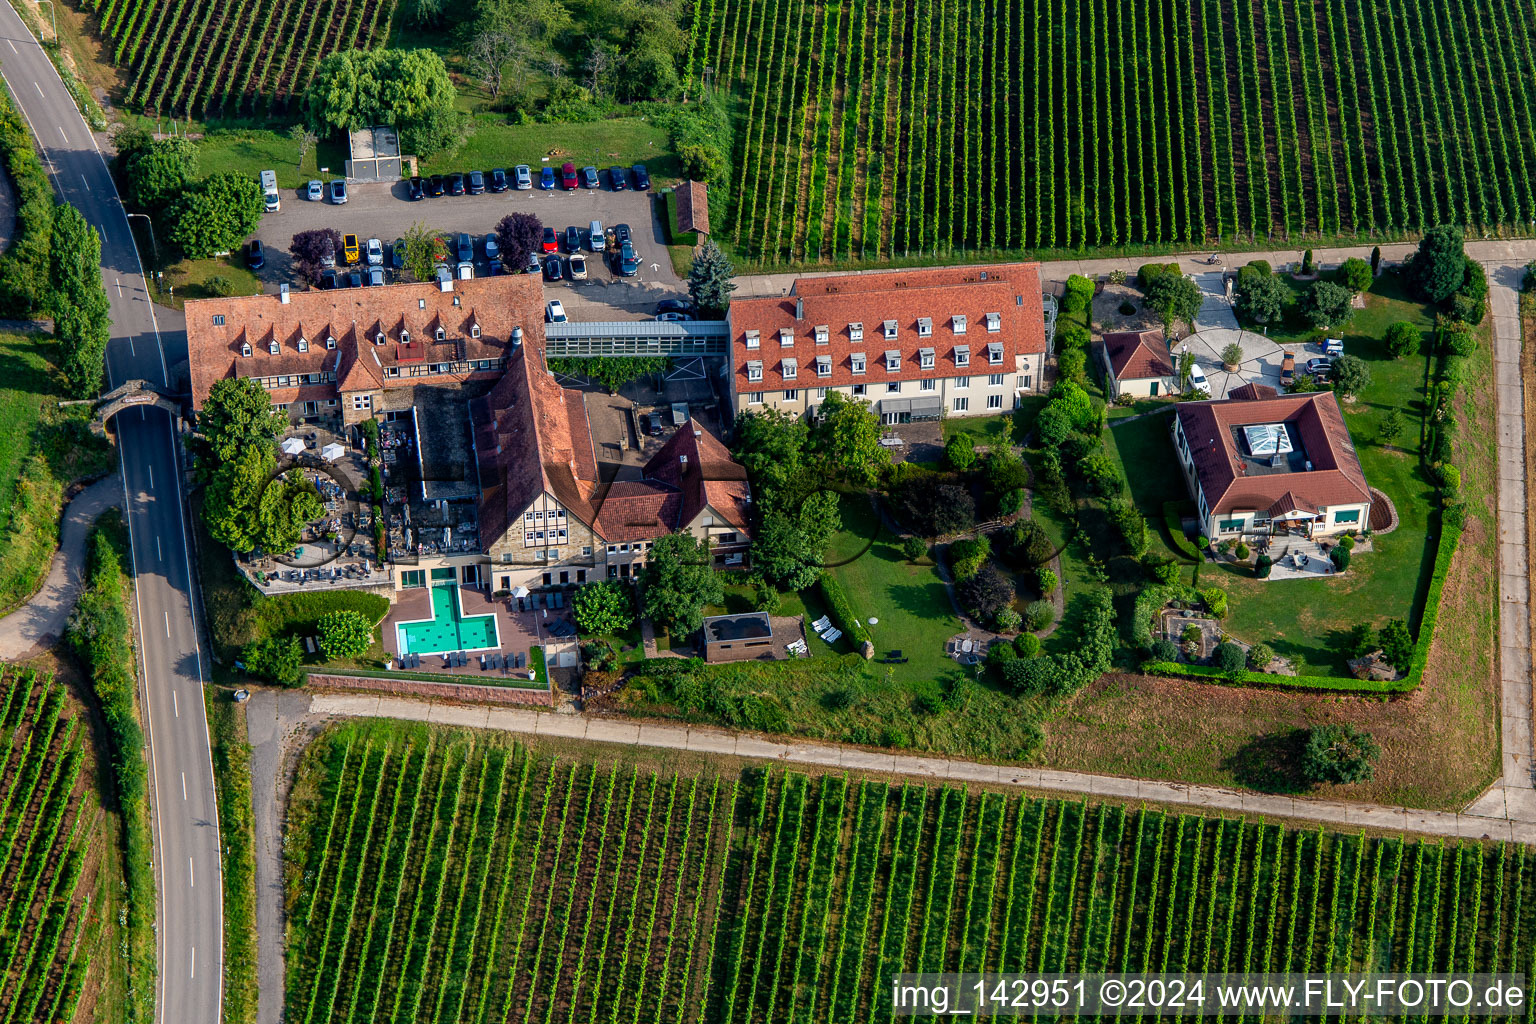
[1024,599,1055,632]
[1301,248,1314,274]
[1014,632,1041,658]
[901,535,928,562]
[1197,534,1210,550]
[1214,641,1246,674]
[1331,546,1351,571]
[1383,321,1419,358]
[1202,586,1229,619]
[1255,553,1273,579]
[1062,273,1095,314]
[1234,542,1250,560]
[1150,638,1180,663]
[1338,533,1356,551]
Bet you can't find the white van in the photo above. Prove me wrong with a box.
[259,169,280,212]
[589,220,605,253]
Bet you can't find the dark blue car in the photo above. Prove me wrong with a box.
[539,166,556,190]
[631,164,650,190]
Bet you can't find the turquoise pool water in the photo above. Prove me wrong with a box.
[396,585,499,655]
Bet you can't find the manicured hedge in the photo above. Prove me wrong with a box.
[1403,524,1461,686]
[818,574,871,647]
[0,84,54,316]
[312,666,551,692]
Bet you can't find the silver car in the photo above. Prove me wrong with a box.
[365,237,384,266]
[514,164,533,190]
[306,179,323,201]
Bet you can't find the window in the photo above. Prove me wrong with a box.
[400,330,410,344]
[502,552,513,563]
[852,384,866,396]
[917,317,933,337]
[543,573,553,586]
[985,312,1002,332]
[471,325,481,338]
[817,388,829,398]
[535,511,545,520]
[401,570,425,588]
[452,296,461,306]
[720,532,738,544]
[953,396,969,412]
[268,340,279,355]
[525,511,536,522]
[1021,375,1032,389]
[748,391,764,404]
[375,332,386,346]
[988,373,1005,386]
[987,394,1003,409]
[212,314,226,326]
[886,382,901,393]
[954,345,970,367]
[1333,509,1362,524]
[919,347,935,369]
[297,337,308,353]
[555,507,566,518]
[526,531,536,542]
[851,354,866,374]
[884,350,901,372]
[745,330,760,350]
[419,299,427,309]
[952,314,967,334]
[955,376,970,389]
[353,394,372,411]
[784,389,798,401]
[883,319,898,340]
[779,327,795,347]
[920,378,935,391]
[326,336,336,350]
[435,327,446,342]
[781,358,797,380]
[814,325,829,345]
[1219,518,1246,533]
[746,360,763,382]
[849,322,864,342]
[582,546,592,555]
[240,343,252,358]
[816,356,832,377]
[577,570,587,583]
[988,342,1004,364]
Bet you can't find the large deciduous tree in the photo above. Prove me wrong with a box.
[812,391,889,485]
[290,228,343,284]
[572,580,636,636]
[122,137,197,213]
[166,172,263,260]
[196,377,288,473]
[642,533,723,637]
[305,48,463,157]
[49,203,111,398]
[1235,262,1285,325]
[318,610,374,661]
[495,212,543,273]
[1329,353,1372,399]
[1302,280,1354,330]
[1144,271,1202,330]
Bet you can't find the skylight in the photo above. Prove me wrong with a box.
[1243,423,1293,457]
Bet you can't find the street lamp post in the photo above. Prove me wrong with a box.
[124,212,158,270]
[34,0,55,38]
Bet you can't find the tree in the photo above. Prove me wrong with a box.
[197,377,288,472]
[1301,724,1381,785]
[1024,599,1055,631]
[1378,618,1413,670]
[1056,346,1087,386]
[1450,257,1488,324]
[1379,408,1405,445]
[466,28,526,98]
[750,510,822,591]
[1220,341,1243,367]
[202,447,274,552]
[49,203,111,398]
[730,408,806,504]
[288,124,318,172]
[244,635,304,687]
[1079,452,1122,497]
[1234,264,1285,325]
[495,212,543,273]
[257,473,324,553]
[1330,353,1372,399]
[1302,280,1354,330]
[1034,403,1071,447]
[1383,321,1419,358]
[1177,349,1196,392]
[572,580,635,636]
[1149,638,1179,662]
[948,536,990,581]
[945,432,977,471]
[1370,245,1381,275]
[317,610,374,661]
[1301,248,1314,274]
[1336,256,1373,294]
[1214,641,1246,675]
[290,228,343,284]
[1247,642,1274,670]
[1005,518,1055,567]
[1047,379,1097,432]
[305,49,462,157]
[687,240,736,317]
[1145,271,1202,330]
[122,137,197,212]
[890,480,974,537]
[901,536,927,562]
[401,221,446,282]
[813,392,889,484]
[617,45,680,102]
[1409,225,1467,303]
[956,562,1013,621]
[166,172,263,260]
[642,533,723,636]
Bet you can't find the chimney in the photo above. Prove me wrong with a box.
[512,326,524,347]
[279,282,290,304]
[795,297,803,320]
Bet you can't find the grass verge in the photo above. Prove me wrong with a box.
[205,687,257,1024]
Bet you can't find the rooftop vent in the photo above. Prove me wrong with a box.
[512,326,524,347]
[279,282,290,304]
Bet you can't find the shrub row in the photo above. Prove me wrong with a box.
[817,574,871,647]
[1139,660,1416,693]
[0,85,55,316]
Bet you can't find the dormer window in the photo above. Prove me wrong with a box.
[401,330,411,344]
[885,350,901,373]
[470,324,481,339]
[212,314,226,326]
[745,330,760,350]
[814,325,829,345]
[918,347,935,370]
[325,336,336,350]
[240,343,252,358]
[849,322,864,342]
[781,357,797,380]
[986,312,1002,332]
[851,353,866,374]
[955,345,970,367]
[917,317,933,337]
[779,327,794,347]
[816,355,832,377]
[953,314,967,334]
[435,327,446,342]
[268,340,279,355]
[988,341,1005,364]
[297,337,309,353]
[883,319,898,340]
[375,332,386,346]
[746,360,763,383]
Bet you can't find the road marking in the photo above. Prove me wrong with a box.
[189,857,194,888]
[156,536,162,560]
[147,464,153,488]
[32,81,41,97]
[115,278,122,298]
[81,173,88,191]
[56,125,65,144]
[190,946,195,979]
[6,40,15,53]
[173,690,179,717]
[164,612,170,638]
[181,772,186,800]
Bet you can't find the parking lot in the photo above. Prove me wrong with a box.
[250,177,688,318]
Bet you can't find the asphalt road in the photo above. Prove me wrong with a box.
[0,6,223,1024]
[254,178,689,315]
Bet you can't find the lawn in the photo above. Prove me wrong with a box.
[416,115,680,181]
[159,254,264,310]
[192,128,350,189]
[941,406,1032,445]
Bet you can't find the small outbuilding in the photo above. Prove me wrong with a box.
[701,611,776,663]
[1100,329,1176,398]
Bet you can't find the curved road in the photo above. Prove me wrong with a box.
[0,7,222,1024]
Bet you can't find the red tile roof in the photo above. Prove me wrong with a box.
[644,420,751,532]
[1102,329,1173,381]
[675,181,709,235]
[1228,381,1280,401]
[1175,392,1372,517]
[186,277,546,408]
[728,264,1046,393]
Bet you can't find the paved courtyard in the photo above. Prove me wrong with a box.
[380,585,565,679]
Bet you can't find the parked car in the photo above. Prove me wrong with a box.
[365,237,384,266]
[589,220,606,253]
[489,168,509,192]
[342,233,360,264]
[390,239,405,269]
[655,298,693,316]
[455,232,474,263]
[468,170,486,194]
[346,270,363,288]
[1187,362,1210,395]
[614,223,632,246]
[617,241,639,277]
[540,166,556,190]
[561,162,578,189]
[245,239,265,269]
[427,174,446,197]
[306,179,325,201]
[564,225,581,253]
[456,261,474,280]
[542,227,559,253]
[580,165,599,190]
[608,165,628,191]
[1280,351,1295,386]
[631,164,650,191]
[525,251,541,275]
[546,300,567,323]
[545,257,564,281]
[655,312,694,322]
[484,233,500,261]
[513,164,532,190]
[407,176,424,200]
[450,173,469,196]
[319,268,337,289]
[1322,337,1345,356]
[367,267,386,287]
[1305,357,1332,376]
[329,179,348,204]
[569,254,588,279]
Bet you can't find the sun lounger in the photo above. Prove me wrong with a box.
[822,628,842,644]
[811,616,832,633]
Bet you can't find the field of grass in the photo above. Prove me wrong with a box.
[190,127,349,189]
[288,720,1536,1024]
[416,115,681,181]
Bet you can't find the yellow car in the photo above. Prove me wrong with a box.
[342,233,360,265]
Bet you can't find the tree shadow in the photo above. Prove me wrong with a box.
[1221,729,1312,794]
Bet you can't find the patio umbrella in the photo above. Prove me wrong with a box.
[280,437,305,456]
[321,442,345,462]
[511,585,530,599]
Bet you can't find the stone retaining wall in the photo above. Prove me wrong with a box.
[307,673,555,706]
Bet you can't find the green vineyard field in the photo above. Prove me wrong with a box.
[0,670,93,1023]
[688,0,1536,263]
[88,0,399,116]
[290,720,1536,1023]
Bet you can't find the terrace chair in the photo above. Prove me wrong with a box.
[516,652,526,669]
[822,628,842,644]
[811,616,832,634]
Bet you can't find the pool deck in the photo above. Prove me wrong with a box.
[382,585,560,676]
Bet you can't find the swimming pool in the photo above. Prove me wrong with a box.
[396,585,500,655]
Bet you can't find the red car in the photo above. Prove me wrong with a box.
[560,161,578,190]
[541,227,559,253]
